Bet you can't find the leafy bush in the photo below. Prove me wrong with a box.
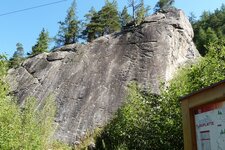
[95,82,164,149]
[51,141,72,150]
[74,128,102,150]
[0,55,57,150]
[0,95,56,150]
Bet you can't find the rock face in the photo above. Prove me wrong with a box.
[8,9,200,144]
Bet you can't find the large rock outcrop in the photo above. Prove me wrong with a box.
[8,9,200,144]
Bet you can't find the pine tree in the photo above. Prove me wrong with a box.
[84,7,96,21]
[31,28,49,56]
[120,6,132,27]
[135,0,149,25]
[14,43,24,58]
[83,0,120,42]
[127,0,150,26]
[154,0,175,12]
[9,43,24,68]
[55,0,79,46]
[99,0,121,35]
[189,12,197,25]
[83,7,103,42]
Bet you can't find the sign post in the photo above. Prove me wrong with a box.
[181,80,225,150]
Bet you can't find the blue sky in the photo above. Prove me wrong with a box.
[0,0,224,58]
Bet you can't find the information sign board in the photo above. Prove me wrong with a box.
[194,101,225,150]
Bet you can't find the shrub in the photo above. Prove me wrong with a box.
[0,56,57,149]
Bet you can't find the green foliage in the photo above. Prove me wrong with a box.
[0,55,64,149]
[0,55,19,149]
[156,39,225,148]
[154,0,175,12]
[95,39,225,149]
[171,39,225,94]
[193,4,225,56]
[30,28,49,56]
[0,94,56,150]
[51,141,72,150]
[55,0,79,46]
[14,43,24,58]
[0,59,56,150]
[83,1,120,42]
[20,96,56,150]
[83,7,103,42]
[0,54,9,99]
[135,0,150,25]
[9,43,25,68]
[95,82,164,149]
[188,12,197,24]
[99,0,121,34]
[120,6,132,27]
[127,0,150,26]
[74,128,102,150]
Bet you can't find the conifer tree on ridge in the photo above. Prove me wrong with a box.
[30,28,49,56]
[55,0,79,46]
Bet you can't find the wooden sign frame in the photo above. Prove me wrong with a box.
[181,80,225,150]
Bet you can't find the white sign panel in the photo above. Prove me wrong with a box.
[194,101,225,150]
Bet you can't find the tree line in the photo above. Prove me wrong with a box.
[8,0,175,68]
[191,4,225,56]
